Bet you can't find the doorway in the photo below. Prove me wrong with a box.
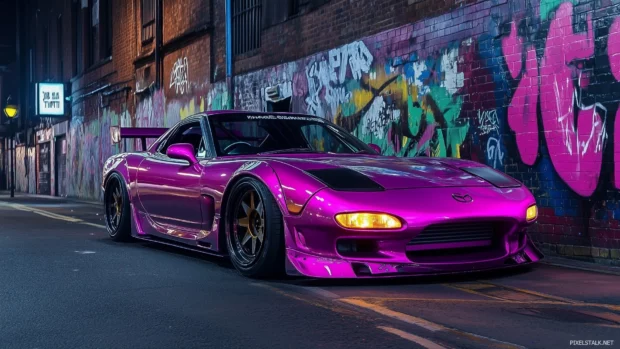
[38,142,51,195]
[55,136,66,197]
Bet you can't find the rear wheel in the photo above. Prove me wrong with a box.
[104,173,132,241]
[225,177,285,278]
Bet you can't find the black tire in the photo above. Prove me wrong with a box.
[104,173,132,242]
[225,177,285,278]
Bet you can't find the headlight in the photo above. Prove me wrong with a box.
[526,205,538,221]
[335,212,402,229]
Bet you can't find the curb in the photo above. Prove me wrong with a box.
[539,256,620,276]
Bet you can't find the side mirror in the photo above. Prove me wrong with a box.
[368,143,381,154]
[166,143,198,164]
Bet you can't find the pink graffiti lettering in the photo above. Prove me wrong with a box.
[502,21,539,166]
[504,3,607,197]
[539,2,604,197]
[609,17,620,190]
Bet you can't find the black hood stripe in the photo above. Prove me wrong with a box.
[305,168,384,192]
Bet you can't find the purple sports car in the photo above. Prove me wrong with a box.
[102,111,543,279]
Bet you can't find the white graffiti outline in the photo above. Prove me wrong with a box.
[554,72,608,157]
[305,40,373,118]
[487,136,505,168]
[170,57,190,95]
[478,109,500,136]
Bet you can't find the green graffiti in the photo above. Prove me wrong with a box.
[540,0,578,21]
[208,86,231,111]
[425,86,468,158]
[407,95,422,136]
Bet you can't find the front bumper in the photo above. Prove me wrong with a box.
[285,237,543,278]
[281,186,543,279]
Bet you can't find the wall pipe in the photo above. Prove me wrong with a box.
[225,0,234,109]
[155,0,163,88]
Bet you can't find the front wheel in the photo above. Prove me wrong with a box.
[104,173,132,241]
[225,177,285,278]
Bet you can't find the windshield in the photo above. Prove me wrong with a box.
[207,113,377,156]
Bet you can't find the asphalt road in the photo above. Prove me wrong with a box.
[1,194,620,349]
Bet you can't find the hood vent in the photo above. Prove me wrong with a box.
[305,168,384,192]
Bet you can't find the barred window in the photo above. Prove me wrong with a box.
[233,0,261,55]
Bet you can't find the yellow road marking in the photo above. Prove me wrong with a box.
[340,298,526,349]
[444,281,584,304]
[80,222,106,229]
[481,281,580,304]
[377,326,448,349]
[443,283,508,301]
[250,283,359,317]
[344,296,620,312]
[4,202,82,222]
[339,298,446,332]
[0,202,105,229]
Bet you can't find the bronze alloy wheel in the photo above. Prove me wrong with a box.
[232,188,266,266]
[226,177,285,278]
[105,180,124,233]
[104,173,132,241]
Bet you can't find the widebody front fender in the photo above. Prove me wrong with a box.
[199,158,327,254]
[102,153,141,202]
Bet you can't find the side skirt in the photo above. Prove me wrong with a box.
[132,234,228,258]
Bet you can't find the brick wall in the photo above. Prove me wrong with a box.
[14,0,620,265]
[232,0,476,75]
[228,0,620,265]
[163,0,211,44]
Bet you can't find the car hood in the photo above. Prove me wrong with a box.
[265,154,491,190]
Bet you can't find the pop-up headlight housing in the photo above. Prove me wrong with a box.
[460,166,522,188]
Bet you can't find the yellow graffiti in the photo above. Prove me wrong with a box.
[351,89,374,110]
[179,97,206,120]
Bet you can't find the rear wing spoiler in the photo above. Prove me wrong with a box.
[111,127,168,151]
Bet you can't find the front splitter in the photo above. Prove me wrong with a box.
[284,241,544,279]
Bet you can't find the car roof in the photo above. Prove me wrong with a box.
[204,109,321,118]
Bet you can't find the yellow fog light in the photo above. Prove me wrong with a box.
[335,212,402,229]
[526,205,538,221]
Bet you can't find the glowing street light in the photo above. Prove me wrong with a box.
[3,103,18,118]
[4,96,18,198]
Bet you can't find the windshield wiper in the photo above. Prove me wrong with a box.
[259,147,319,154]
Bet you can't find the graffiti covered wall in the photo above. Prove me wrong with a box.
[23,0,620,260]
[232,0,620,257]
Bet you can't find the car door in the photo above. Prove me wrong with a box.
[136,118,206,239]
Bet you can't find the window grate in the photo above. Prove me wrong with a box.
[232,0,261,55]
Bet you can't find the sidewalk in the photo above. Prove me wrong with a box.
[540,254,620,276]
[2,190,620,276]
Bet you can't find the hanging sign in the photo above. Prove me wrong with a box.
[35,83,65,116]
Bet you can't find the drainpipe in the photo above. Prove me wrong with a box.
[225,0,234,109]
[155,0,163,88]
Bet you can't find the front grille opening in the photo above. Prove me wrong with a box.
[409,245,495,257]
[408,221,500,247]
[406,221,510,263]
